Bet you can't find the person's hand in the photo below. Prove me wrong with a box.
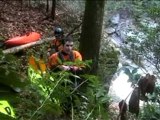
[70,66,82,72]
[58,65,82,72]
[59,65,70,71]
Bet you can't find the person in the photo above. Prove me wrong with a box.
[47,27,64,56]
[48,36,85,117]
[48,35,83,72]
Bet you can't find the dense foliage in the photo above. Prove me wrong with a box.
[15,61,110,120]
[1,0,160,119]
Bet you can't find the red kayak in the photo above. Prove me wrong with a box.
[5,32,41,47]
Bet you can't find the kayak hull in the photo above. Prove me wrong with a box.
[5,32,41,47]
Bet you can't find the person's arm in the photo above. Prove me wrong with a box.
[58,65,71,71]
[48,54,72,71]
[48,53,59,70]
[58,65,81,72]
[69,51,83,72]
[69,65,82,72]
[57,51,83,72]
[74,50,82,61]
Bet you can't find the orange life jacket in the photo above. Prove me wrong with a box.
[48,50,82,69]
[52,39,63,52]
[58,51,75,62]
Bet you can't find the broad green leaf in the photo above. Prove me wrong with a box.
[0,112,16,120]
[0,67,28,89]
[0,100,16,119]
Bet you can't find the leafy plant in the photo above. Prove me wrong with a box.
[24,59,111,120]
[139,102,160,120]
[0,51,28,119]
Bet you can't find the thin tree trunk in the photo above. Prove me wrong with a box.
[51,0,56,20]
[28,0,31,7]
[20,0,23,11]
[46,0,49,13]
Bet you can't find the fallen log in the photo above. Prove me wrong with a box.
[2,22,82,54]
[2,37,55,54]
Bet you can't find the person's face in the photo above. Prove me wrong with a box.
[55,34,63,40]
[63,41,73,54]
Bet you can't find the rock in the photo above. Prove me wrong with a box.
[106,27,116,34]
[110,13,120,25]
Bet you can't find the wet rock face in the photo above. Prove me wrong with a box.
[104,8,134,47]
[110,13,120,25]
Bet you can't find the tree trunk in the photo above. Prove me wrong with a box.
[51,0,56,20]
[28,0,31,7]
[46,0,49,13]
[79,0,105,74]
[20,0,23,11]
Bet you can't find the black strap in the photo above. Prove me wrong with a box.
[58,51,74,63]
[58,51,64,62]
